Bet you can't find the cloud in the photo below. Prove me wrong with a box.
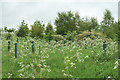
[0,0,118,29]
[0,3,2,28]
[0,0,119,2]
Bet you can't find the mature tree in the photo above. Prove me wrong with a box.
[101,9,114,33]
[99,9,117,40]
[45,23,54,41]
[77,17,91,33]
[89,17,98,31]
[105,21,118,40]
[55,11,78,35]
[31,20,45,38]
[45,23,54,35]
[17,20,29,37]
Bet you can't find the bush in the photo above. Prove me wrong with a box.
[5,33,12,40]
[44,33,53,41]
[65,31,77,41]
[75,30,105,41]
[52,35,65,41]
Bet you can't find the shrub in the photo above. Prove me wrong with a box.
[52,35,65,41]
[75,30,105,41]
[5,33,12,40]
[65,31,77,41]
[44,33,53,41]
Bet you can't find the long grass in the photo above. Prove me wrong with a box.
[2,36,118,78]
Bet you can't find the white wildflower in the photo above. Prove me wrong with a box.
[19,73,24,77]
[85,55,89,58]
[48,69,51,72]
[115,60,118,65]
[69,62,75,67]
[114,65,117,69]
[30,63,34,67]
[108,76,111,78]
[65,66,68,69]
[62,70,64,72]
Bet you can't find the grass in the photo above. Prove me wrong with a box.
[2,36,118,78]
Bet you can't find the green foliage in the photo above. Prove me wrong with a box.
[77,17,97,33]
[30,20,45,38]
[17,20,29,37]
[4,27,7,32]
[53,35,65,41]
[99,9,118,40]
[101,9,114,28]
[0,29,1,36]
[45,23,54,35]
[100,9,114,34]
[75,30,105,41]
[118,20,120,41]
[2,36,118,78]
[5,33,12,40]
[104,22,118,40]
[44,23,54,41]
[44,33,53,41]
[1,8,119,78]
[2,9,118,41]
[7,28,15,33]
[77,17,89,31]
[65,31,77,41]
[89,17,98,31]
[55,11,79,35]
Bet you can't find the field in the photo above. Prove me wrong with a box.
[2,35,118,78]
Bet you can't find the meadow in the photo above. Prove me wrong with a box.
[2,35,118,78]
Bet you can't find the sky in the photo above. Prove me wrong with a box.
[0,0,119,29]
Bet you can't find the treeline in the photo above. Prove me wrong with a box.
[1,9,119,41]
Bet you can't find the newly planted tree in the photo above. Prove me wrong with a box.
[17,20,29,37]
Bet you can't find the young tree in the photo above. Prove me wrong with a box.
[101,9,114,32]
[45,23,54,35]
[105,21,118,40]
[17,20,29,37]
[55,11,78,35]
[45,23,54,41]
[31,20,45,38]
[77,17,91,33]
[89,17,98,31]
[99,9,119,40]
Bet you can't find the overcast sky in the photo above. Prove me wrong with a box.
[0,0,119,29]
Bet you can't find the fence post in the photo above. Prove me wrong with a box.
[32,41,34,53]
[103,41,107,51]
[17,38,18,43]
[85,41,87,49]
[27,41,29,49]
[15,43,17,58]
[8,41,10,51]
[103,41,107,59]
